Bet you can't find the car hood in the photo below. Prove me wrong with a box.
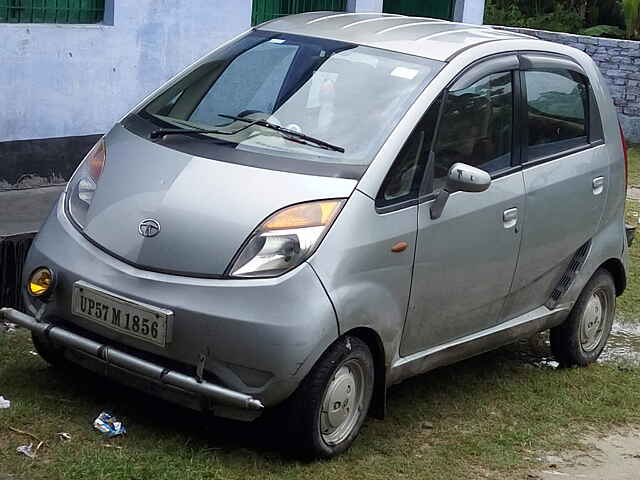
[81,124,357,276]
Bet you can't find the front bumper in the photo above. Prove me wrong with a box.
[19,196,339,414]
[1,307,263,411]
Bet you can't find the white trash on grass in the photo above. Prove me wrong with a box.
[93,412,126,437]
[2,322,17,333]
[16,444,35,458]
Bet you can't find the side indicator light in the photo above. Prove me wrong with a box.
[391,242,409,253]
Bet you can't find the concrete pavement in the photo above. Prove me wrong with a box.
[0,185,64,236]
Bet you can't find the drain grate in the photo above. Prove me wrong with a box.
[546,240,592,309]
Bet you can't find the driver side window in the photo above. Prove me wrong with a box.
[433,71,514,190]
[377,97,441,208]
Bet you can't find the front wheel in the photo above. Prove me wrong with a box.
[550,269,616,367]
[284,336,374,459]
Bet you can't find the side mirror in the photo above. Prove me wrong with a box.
[430,163,491,220]
[446,163,491,193]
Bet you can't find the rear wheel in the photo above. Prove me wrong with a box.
[550,269,615,367]
[283,336,374,459]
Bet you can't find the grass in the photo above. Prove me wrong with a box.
[619,145,640,318]
[1,148,639,479]
[628,144,640,188]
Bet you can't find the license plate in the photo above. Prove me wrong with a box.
[72,281,172,347]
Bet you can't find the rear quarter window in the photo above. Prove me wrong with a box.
[524,70,590,160]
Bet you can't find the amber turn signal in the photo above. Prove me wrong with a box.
[28,267,54,297]
[391,241,408,253]
[88,140,106,180]
[263,200,344,230]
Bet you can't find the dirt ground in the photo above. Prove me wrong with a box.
[534,428,640,480]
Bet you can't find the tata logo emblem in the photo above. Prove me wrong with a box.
[138,219,161,238]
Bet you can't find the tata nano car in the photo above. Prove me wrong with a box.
[2,12,632,458]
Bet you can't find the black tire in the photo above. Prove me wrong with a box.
[282,336,375,459]
[550,269,616,367]
[31,332,67,367]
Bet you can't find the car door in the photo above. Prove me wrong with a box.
[400,57,526,357]
[501,54,609,321]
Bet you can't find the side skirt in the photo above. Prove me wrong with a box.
[388,305,569,386]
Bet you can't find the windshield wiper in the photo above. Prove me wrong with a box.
[149,127,230,139]
[149,116,345,154]
[149,115,267,139]
[218,114,345,153]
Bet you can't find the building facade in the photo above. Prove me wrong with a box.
[0,0,485,189]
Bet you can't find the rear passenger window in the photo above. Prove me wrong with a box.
[433,72,513,189]
[524,70,588,158]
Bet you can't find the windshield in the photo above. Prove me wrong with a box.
[137,31,444,176]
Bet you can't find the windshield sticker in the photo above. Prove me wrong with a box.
[268,38,286,44]
[391,66,419,80]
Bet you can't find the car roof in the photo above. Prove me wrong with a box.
[256,12,534,62]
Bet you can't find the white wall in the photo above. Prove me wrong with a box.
[0,0,488,143]
[347,0,384,12]
[0,0,252,142]
[459,0,485,24]
[348,0,485,22]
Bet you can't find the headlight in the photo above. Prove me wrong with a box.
[229,199,345,278]
[65,139,106,229]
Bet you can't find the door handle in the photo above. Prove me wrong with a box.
[592,176,605,195]
[503,208,518,229]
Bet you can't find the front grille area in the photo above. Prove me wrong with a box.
[0,233,34,311]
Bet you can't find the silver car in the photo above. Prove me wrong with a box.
[2,12,632,458]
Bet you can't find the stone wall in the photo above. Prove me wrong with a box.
[495,26,640,143]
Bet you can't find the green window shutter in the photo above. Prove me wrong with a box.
[20,0,31,22]
[67,0,78,23]
[0,0,104,23]
[43,0,56,22]
[383,0,454,21]
[32,0,45,22]
[252,0,347,26]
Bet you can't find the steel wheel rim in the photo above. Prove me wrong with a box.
[320,358,366,446]
[580,288,608,352]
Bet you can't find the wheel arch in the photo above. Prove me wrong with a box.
[345,327,387,419]
[599,258,626,296]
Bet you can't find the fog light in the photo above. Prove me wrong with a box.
[28,267,54,297]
